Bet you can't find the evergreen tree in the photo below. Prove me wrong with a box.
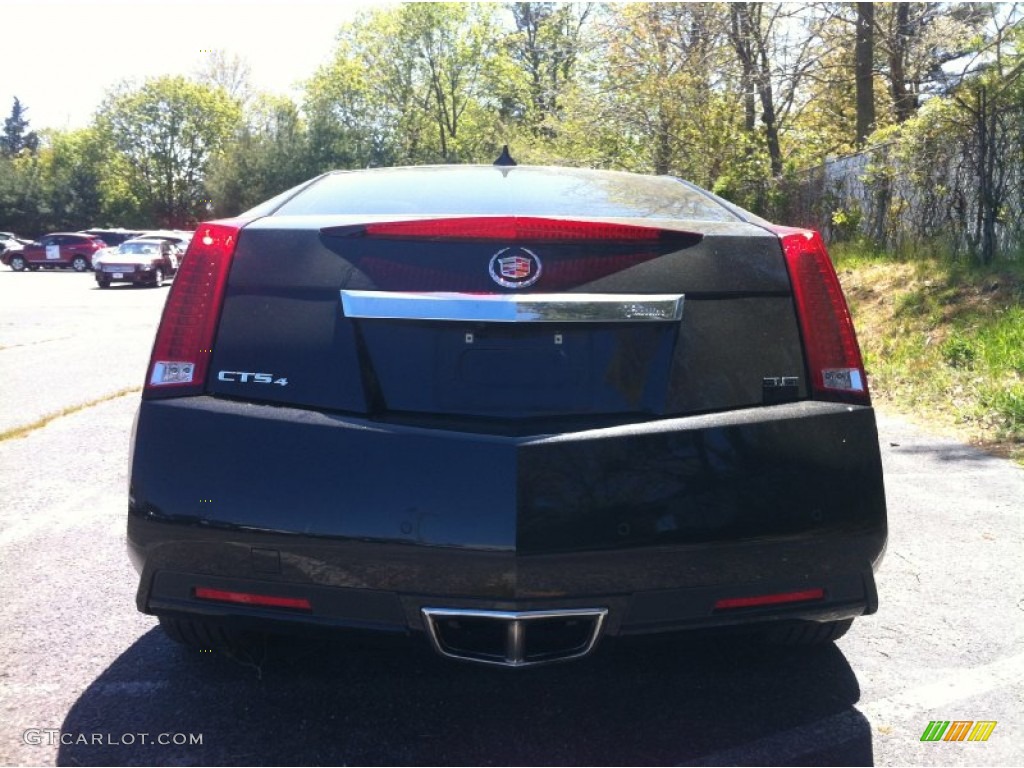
[0,98,39,158]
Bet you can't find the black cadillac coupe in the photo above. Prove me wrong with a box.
[127,160,887,667]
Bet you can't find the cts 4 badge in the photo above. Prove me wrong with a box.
[218,371,289,386]
[489,247,542,289]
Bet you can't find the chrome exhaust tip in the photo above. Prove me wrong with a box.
[421,607,608,667]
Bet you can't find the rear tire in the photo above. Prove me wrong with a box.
[10,255,26,271]
[158,615,256,654]
[71,255,88,272]
[98,278,110,289]
[763,618,853,647]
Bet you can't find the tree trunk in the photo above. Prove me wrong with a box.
[855,2,875,145]
[889,3,916,123]
[977,86,996,265]
[729,5,757,134]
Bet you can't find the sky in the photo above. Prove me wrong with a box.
[0,0,393,132]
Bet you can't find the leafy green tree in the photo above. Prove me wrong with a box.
[726,3,821,177]
[305,13,406,169]
[97,76,241,227]
[33,128,107,230]
[206,94,313,216]
[506,3,594,133]
[579,3,749,185]
[307,3,506,167]
[0,155,42,235]
[876,2,994,123]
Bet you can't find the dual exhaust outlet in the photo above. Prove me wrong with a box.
[421,607,608,667]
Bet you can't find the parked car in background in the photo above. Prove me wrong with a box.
[135,230,193,249]
[80,228,143,248]
[1,232,106,271]
[94,230,191,266]
[94,236,186,288]
[129,163,887,667]
[0,231,31,256]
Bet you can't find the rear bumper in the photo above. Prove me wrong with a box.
[135,557,879,638]
[128,397,886,637]
[96,268,163,285]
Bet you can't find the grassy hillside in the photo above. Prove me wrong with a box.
[832,244,1024,464]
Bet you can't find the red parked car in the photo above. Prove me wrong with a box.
[1,232,107,272]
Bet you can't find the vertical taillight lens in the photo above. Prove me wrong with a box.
[143,219,245,399]
[771,226,870,405]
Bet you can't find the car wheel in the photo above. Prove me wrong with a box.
[71,255,89,272]
[763,618,853,646]
[152,268,164,288]
[158,615,259,655]
[10,255,26,271]
[98,278,111,289]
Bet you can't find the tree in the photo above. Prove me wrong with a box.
[306,4,505,166]
[1,97,39,158]
[34,128,107,230]
[592,3,746,182]
[305,10,417,169]
[506,3,593,133]
[194,50,254,109]
[400,2,503,162]
[950,36,1024,264]
[876,3,994,122]
[726,3,820,176]
[97,76,241,227]
[854,3,875,144]
[206,94,312,216]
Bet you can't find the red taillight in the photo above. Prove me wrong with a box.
[194,587,311,611]
[143,219,245,398]
[714,588,825,611]
[770,226,869,405]
[324,217,701,292]
[358,216,670,242]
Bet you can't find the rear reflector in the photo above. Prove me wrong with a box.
[336,216,695,242]
[143,219,245,398]
[770,226,870,405]
[194,587,312,611]
[714,588,825,611]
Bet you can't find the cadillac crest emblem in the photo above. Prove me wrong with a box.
[488,247,542,289]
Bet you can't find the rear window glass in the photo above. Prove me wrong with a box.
[122,242,160,254]
[268,166,738,222]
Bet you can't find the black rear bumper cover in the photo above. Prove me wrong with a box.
[128,397,887,635]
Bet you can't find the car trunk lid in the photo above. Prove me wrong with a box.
[196,215,809,423]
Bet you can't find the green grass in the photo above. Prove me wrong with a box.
[831,241,1024,463]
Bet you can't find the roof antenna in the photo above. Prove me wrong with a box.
[494,145,517,167]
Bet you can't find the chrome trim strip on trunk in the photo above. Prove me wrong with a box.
[341,291,684,323]
[421,607,608,667]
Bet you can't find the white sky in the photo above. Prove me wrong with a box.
[0,0,393,132]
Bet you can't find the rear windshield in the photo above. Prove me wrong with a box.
[268,166,738,222]
[121,242,161,254]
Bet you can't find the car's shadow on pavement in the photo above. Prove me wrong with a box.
[58,627,872,766]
